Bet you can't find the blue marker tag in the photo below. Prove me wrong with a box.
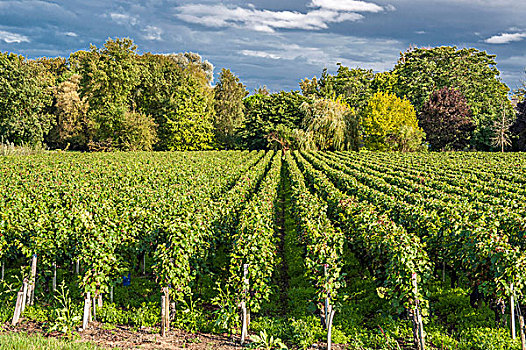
[123,273,131,286]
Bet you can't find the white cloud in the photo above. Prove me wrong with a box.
[144,25,162,40]
[108,12,162,41]
[236,33,401,72]
[109,13,138,26]
[64,32,78,37]
[241,44,330,65]
[0,30,29,43]
[498,55,526,66]
[241,50,281,60]
[309,0,384,13]
[174,2,387,33]
[485,32,526,44]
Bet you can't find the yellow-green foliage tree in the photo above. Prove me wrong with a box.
[361,91,425,151]
[213,68,249,149]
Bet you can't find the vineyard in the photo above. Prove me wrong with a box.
[0,151,525,350]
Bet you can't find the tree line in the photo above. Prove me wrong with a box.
[0,38,525,152]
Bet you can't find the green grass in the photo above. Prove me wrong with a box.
[0,332,103,350]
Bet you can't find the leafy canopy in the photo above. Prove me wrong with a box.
[0,53,55,145]
[213,68,249,149]
[393,46,513,150]
[300,95,357,151]
[361,91,425,151]
[419,87,475,151]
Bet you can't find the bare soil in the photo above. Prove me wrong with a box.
[1,320,353,349]
[1,320,242,349]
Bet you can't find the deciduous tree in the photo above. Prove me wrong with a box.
[74,38,144,149]
[49,74,90,149]
[419,88,475,151]
[301,66,375,114]
[511,100,526,151]
[393,46,513,150]
[138,53,214,151]
[0,53,55,145]
[300,95,358,151]
[239,91,308,149]
[213,69,248,149]
[361,91,425,151]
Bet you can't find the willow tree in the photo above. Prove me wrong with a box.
[300,95,358,151]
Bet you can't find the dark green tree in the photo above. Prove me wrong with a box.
[239,91,308,149]
[301,65,375,113]
[511,100,526,151]
[73,38,151,150]
[393,46,513,150]
[0,53,55,145]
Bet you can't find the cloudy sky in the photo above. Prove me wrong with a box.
[0,0,525,92]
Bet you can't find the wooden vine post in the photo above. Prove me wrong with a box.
[511,283,516,339]
[12,256,39,325]
[52,262,57,292]
[161,291,166,337]
[92,295,96,321]
[519,315,526,350]
[161,286,170,337]
[82,292,91,330]
[21,278,28,314]
[240,264,249,345]
[324,265,336,350]
[27,254,37,305]
[166,287,171,333]
[1,260,4,280]
[91,293,102,321]
[411,273,425,350]
[11,288,24,325]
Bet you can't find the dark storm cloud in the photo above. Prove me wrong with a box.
[0,0,524,91]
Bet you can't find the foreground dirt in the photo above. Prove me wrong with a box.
[2,320,355,349]
[1,320,242,349]
[79,323,242,349]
